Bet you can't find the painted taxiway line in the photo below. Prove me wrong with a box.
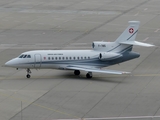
[144,8,148,11]
[1,73,160,80]
[154,29,160,32]
[48,115,160,120]
[0,90,79,119]
[85,115,160,119]
[134,12,139,16]
[143,37,149,41]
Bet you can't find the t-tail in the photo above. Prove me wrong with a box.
[116,21,154,47]
[93,21,154,64]
[109,21,155,64]
[92,21,154,53]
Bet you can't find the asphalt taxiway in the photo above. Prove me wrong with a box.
[0,0,160,120]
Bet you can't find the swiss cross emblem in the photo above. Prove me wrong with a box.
[129,28,134,34]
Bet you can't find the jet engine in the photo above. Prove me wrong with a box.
[92,41,115,51]
[99,52,122,61]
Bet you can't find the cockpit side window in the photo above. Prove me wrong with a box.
[27,55,31,58]
[19,54,31,58]
[23,55,27,58]
[19,54,24,58]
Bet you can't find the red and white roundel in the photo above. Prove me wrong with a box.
[129,28,134,34]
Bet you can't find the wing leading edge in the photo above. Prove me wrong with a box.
[66,66,130,75]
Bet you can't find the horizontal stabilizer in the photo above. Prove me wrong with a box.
[66,66,130,75]
[120,41,154,47]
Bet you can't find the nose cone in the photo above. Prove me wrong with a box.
[5,60,14,67]
[5,58,18,67]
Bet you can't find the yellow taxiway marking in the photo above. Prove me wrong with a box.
[134,74,160,77]
[0,73,160,118]
[0,91,79,118]
[95,73,160,78]
[1,73,160,80]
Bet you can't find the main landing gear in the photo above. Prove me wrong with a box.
[74,70,92,78]
[86,72,92,79]
[74,70,80,76]
[26,68,31,78]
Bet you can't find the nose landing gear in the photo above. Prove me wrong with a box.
[26,68,31,78]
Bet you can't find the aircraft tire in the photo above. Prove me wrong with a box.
[74,70,80,75]
[26,74,31,78]
[86,73,92,79]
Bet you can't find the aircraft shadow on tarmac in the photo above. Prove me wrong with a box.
[38,72,129,83]
[5,69,131,83]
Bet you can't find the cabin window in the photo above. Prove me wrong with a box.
[88,57,90,59]
[77,57,79,60]
[66,57,68,60]
[27,55,31,58]
[70,57,72,60]
[73,57,76,60]
[62,57,65,60]
[55,57,57,60]
[48,57,50,60]
[59,57,61,60]
[81,57,83,59]
[52,57,54,60]
[84,57,86,59]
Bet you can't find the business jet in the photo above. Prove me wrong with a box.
[5,21,154,78]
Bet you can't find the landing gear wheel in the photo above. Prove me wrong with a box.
[74,70,80,75]
[26,68,31,78]
[86,72,92,79]
[26,74,31,78]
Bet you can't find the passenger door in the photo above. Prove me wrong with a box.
[34,54,41,68]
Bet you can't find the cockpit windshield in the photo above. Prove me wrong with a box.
[23,55,27,58]
[19,55,24,58]
[19,54,31,58]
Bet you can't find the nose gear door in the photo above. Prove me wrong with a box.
[34,54,41,68]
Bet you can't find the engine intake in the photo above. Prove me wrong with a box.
[99,52,122,61]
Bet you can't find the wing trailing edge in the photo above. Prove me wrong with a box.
[66,66,130,75]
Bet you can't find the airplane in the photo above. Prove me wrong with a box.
[5,21,154,79]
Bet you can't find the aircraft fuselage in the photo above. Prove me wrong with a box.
[5,50,140,69]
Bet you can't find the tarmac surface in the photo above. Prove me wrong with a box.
[0,0,160,120]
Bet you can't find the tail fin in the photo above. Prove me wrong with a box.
[116,21,154,47]
[115,21,140,43]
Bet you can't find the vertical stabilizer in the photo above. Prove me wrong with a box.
[115,21,140,43]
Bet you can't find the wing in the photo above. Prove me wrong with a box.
[66,65,130,75]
